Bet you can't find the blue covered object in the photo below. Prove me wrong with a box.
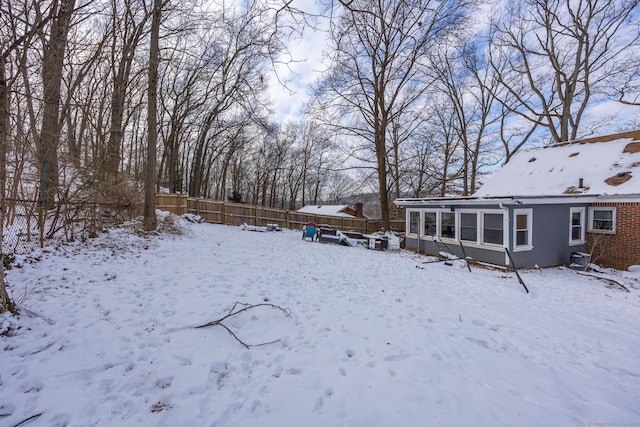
[302,223,317,241]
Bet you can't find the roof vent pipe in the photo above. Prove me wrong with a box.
[579,178,584,188]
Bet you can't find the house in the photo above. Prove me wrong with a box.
[298,203,366,219]
[395,130,640,270]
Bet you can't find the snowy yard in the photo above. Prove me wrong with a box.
[1,217,639,427]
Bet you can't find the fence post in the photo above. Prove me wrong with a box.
[179,194,187,215]
[38,161,46,248]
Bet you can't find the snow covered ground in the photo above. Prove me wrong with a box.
[1,216,639,427]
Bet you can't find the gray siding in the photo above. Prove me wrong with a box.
[403,202,589,269]
[405,238,507,266]
[508,204,587,268]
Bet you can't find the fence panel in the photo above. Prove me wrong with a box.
[2,198,41,255]
[258,206,289,227]
[286,212,315,230]
[194,199,224,224]
[2,198,142,258]
[223,202,255,226]
[156,194,405,235]
[156,193,187,215]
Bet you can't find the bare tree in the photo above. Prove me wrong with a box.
[428,97,464,196]
[609,60,640,106]
[143,0,163,231]
[428,37,505,195]
[36,0,76,209]
[289,121,335,207]
[157,44,211,193]
[60,11,110,167]
[400,129,440,197]
[188,0,290,198]
[489,0,640,143]
[103,0,151,182]
[0,58,16,314]
[318,0,468,230]
[325,171,357,203]
[0,1,57,312]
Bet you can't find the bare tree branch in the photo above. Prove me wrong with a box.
[188,301,292,349]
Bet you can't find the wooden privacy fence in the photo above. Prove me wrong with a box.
[156,194,405,234]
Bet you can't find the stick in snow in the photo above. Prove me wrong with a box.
[459,242,472,272]
[12,413,43,427]
[505,248,529,294]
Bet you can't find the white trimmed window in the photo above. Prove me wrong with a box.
[408,211,420,235]
[424,211,437,237]
[569,207,586,244]
[513,208,533,251]
[589,207,616,234]
[460,212,478,242]
[457,210,505,247]
[483,213,504,245]
[441,212,456,240]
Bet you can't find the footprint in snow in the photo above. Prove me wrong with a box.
[272,365,283,378]
[155,376,173,389]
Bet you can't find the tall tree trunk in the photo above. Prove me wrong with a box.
[144,0,162,231]
[376,108,391,231]
[167,125,179,193]
[105,74,126,180]
[375,134,391,231]
[0,61,16,314]
[37,0,76,209]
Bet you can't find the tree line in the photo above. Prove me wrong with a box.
[0,0,639,230]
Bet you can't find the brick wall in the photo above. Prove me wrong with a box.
[587,202,640,270]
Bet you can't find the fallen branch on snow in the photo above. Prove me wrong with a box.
[577,271,630,292]
[191,302,292,349]
[12,413,43,427]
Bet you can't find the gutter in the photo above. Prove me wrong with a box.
[395,193,640,207]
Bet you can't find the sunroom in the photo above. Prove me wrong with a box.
[396,196,592,269]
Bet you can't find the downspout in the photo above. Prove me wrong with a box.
[417,211,421,255]
[499,202,510,267]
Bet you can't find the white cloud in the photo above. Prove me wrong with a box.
[268,0,329,123]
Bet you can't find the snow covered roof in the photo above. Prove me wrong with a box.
[474,130,640,198]
[297,204,355,218]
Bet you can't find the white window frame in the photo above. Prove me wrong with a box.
[407,209,458,241]
[457,209,506,249]
[423,211,438,238]
[569,207,586,245]
[482,212,506,246]
[458,210,479,244]
[513,208,533,252]
[407,210,421,236]
[588,207,616,234]
[439,210,457,241]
